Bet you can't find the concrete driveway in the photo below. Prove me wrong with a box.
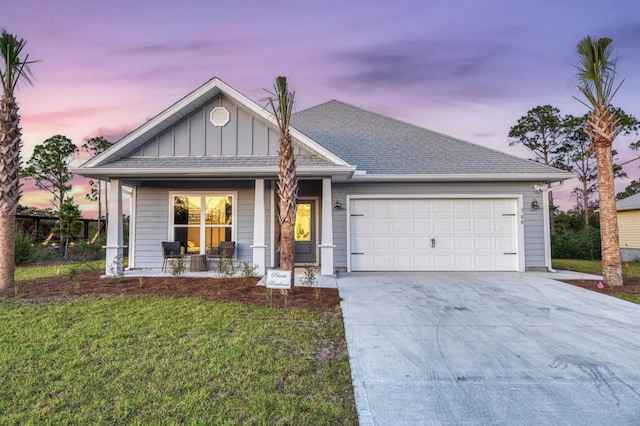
[338,272,640,425]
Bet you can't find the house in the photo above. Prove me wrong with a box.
[616,192,640,262]
[73,77,572,277]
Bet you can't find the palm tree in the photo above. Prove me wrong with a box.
[267,76,297,287]
[0,30,36,290]
[575,36,623,286]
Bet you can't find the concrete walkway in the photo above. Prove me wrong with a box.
[338,272,640,425]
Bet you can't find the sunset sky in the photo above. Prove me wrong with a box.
[6,0,640,217]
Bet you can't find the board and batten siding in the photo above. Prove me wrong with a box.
[130,94,307,158]
[330,182,547,271]
[132,186,258,269]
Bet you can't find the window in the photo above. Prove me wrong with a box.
[171,193,234,254]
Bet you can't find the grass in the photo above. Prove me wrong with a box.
[15,260,106,281]
[551,259,640,277]
[0,296,357,424]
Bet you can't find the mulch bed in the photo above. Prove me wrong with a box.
[3,271,341,308]
[560,276,640,295]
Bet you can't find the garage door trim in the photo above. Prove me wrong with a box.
[346,194,525,272]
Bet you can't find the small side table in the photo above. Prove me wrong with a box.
[189,254,208,272]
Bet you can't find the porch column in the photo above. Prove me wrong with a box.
[251,179,267,275]
[104,179,124,277]
[319,177,335,276]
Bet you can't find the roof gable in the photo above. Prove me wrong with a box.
[82,78,349,168]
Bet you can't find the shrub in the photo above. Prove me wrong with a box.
[551,227,601,260]
[29,244,63,264]
[14,229,34,265]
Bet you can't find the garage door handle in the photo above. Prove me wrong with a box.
[503,252,517,255]
[351,252,364,255]
[431,238,436,248]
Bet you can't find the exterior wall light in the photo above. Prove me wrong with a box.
[333,200,342,209]
[531,200,539,210]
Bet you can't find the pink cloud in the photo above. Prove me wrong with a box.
[22,107,104,132]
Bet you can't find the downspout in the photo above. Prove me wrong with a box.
[543,181,565,272]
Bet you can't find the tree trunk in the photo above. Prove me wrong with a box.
[277,135,297,288]
[0,95,21,291]
[0,215,16,289]
[595,142,623,286]
[583,179,590,227]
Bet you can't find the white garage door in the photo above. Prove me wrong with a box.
[350,198,519,271]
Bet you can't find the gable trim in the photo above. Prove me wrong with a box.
[81,77,351,169]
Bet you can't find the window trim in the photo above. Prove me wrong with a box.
[168,191,238,255]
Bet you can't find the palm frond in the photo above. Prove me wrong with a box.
[0,29,39,95]
[575,36,622,109]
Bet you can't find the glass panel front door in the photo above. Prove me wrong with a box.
[294,201,316,264]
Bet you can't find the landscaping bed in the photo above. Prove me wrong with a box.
[4,270,341,308]
[561,276,640,296]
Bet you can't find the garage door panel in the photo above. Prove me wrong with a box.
[393,200,412,217]
[474,236,494,251]
[373,236,392,251]
[494,199,516,214]
[414,218,433,233]
[392,218,412,232]
[454,255,473,270]
[454,218,472,232]
[392,236,412,251]
[414,236,431,250]
[432,200,452,214]
[495,218,515,233]
[454,200,473,214]
[373,218,393,234]
[434,255,453,269]
[495,236,516,251]
[473,200,493,214]
[350,198,518,271]
[414,254,432,269]
[434,218,452,233]
[454,236,472,250]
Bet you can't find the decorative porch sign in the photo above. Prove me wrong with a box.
[266,270,292,290]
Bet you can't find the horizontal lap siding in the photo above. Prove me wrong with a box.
[618,210,640,249]
[236,188,253,263]
[134,188,169,268]
[133,186,254,269]
[331,182,546,270]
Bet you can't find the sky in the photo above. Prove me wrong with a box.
[5,0,640,218]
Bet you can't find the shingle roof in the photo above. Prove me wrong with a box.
[291,100,570,177]
[99,155,335,169]
[617,192,640,211]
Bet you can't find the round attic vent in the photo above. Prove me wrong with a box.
[210,107,230,127]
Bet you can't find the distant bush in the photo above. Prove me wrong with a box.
[29,244,63,264]
[67,241,105,261]
[14,229,34,265]
[551,227,601,260]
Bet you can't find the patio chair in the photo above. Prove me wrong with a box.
[206,241,236,272]
[161,241,182,272]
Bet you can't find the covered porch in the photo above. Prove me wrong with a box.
[104,177,337,278]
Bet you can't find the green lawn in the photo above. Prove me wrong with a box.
[15,260,106,281]
[551,259,640,277]
[0,297,357,424]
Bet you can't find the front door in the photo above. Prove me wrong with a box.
[294,200,316,264]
